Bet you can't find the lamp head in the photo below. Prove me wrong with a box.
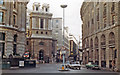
[60,5,67,8]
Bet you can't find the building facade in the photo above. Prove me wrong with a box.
[81,2,120,71]
[52,18,69,62]
[52,18,62,50]
[69,34,78,61]
[52,18,62,62]
[26,2,56,63]
[0,0,29,58]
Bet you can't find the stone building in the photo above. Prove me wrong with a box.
[69,34,78,61]
[52,18,69,62]
[80,2,120,71]
[26,2,56,63]
[0,0,29,58]
[52,18,62,50]
[52,18,62,62]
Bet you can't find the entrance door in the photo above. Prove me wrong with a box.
[39,50,44,60]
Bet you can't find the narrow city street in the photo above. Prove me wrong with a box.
[2,63,119,73]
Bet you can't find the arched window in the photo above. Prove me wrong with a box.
[101,34,106,45]
[90,38,93,48]
[95,36,99,48]
[109,32,115,44]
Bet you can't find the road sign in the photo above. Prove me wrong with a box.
[24,52,29,58]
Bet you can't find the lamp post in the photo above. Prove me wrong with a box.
[60,5,67,70]
[60,5,67,46]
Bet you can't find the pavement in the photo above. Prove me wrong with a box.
[2,63,120,74]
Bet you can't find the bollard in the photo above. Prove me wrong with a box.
[62,65,64,70]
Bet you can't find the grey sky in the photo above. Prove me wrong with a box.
[27,0,84,41]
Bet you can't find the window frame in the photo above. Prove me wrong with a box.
[13,15,16,25]
[0,12,4,23]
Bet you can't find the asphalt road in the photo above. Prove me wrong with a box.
[2,63,120,74]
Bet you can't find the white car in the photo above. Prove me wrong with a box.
[65,61,70,68]
[69,61,81,70]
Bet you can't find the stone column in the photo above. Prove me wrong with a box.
[39,18,41,29]
[98,34,101,67]
[93,37,95,63]
[21,3,26,31]
[44,19,46,29]
[17,2,22,29]
[48,18,52,30]
[106,33,110,69]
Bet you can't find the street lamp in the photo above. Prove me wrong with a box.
[60,5,67,46]
[60,4,67,70]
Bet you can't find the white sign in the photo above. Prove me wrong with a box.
[61,51,66,54]
[19,61,24,66]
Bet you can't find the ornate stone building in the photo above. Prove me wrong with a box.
[81,2,120,71]
[0,0,29,58]
[26,2,56,63]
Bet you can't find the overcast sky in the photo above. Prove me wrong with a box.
[27,0,84,42]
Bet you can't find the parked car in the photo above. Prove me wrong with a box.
[65,61,70,68]
[69,61,81,70]
[86,62,100,70]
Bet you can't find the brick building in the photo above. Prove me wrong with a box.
[80,1,120,71]
[26,2,56,63]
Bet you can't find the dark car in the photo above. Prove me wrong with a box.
[86,62,100,70]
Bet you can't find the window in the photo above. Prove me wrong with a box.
[13,44,16,55]
[36,31,38,34]
[14,34,17,42]
[36,7,38,11]
[92,19,94,24]
[13,15,16,25]
[46,32,48,34]
[46,8,48,12]
[103,3,107,17]
[114,49,117,58]
[98,21,100,29]
[56,31,58,33]
[0,32,5,41]
[112,15,115,25]
[39,42,44,45]
[0,0,4,5]
[97,8,99,21]
[13,1,16,8]
[40,19,44,28]
[27,41,29,45]
[56,20,58,23]
[104,18,106,28]
[111,2,115,13]
[41,32,43,34]
[56,25,58,28]
[0,43,5,58]
[0,12,4,23]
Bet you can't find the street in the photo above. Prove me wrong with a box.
[2,63,119,73]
